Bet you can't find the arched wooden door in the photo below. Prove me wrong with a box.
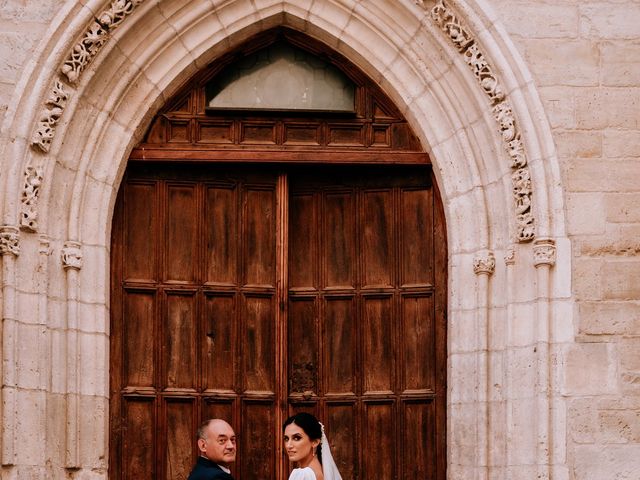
[109,28,446,480]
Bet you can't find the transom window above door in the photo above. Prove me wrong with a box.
[206,41,356,113]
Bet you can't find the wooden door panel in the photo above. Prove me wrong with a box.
[123,182,157,282]
[242,295,276,392]
[361,189,394,287]
[122,397,155,480]
[363,401,396,479]
[326,403,357,478]
[402,400,436,478]
[203,294,236,391]
[164,291,197,389]
[241,401,275,480]
[244,187,276,286]
[123,290,155,388]
[288,298,319,395]
[323,192,356,288]
[166,183,198,282]
[402,294,435,392]
[400,188,433,286]
[324,297,356,395]
[362,295,395,394]
[164,398,196,480]
[289,192,315,288]
[204,185,238,285]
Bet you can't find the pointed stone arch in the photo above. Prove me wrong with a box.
[0,1,570,478]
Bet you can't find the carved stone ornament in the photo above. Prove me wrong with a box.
[61,0,145,84]
[428,0,536,242]
[20,164,44,231]
[39,234,52,256]
[62,241,83,270]
[31,80,70,153]
[0,226,20,256]
[473,251,496,275]
[533,238,556,268]
[504,246,516,265]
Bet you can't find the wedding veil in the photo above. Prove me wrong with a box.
[319,423,342,480]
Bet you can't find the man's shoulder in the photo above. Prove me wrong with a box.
[187,457,234,480]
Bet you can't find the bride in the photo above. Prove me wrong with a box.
[283,413,343,480]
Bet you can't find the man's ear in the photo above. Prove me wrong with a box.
[198,438,207,453]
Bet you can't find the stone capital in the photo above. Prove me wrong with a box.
[62,241,83,270]
[533,238,556,268]
[504,246,516,265]
[0,225,20,256]
[473,251,496,275]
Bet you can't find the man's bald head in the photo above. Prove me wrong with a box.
[197,419,236,467]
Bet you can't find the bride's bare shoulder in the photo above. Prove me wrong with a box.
[312,465,324,480]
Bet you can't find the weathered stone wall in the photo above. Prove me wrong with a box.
[491,1,640,478]
[0,1,637,479]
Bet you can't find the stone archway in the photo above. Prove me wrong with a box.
[0,1,569,478]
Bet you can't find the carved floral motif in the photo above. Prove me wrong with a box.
[20,164,44,231]
[61,0,144,84]
[31,80,70,153]
[0,226,20,256]
[473,251,496,275]
[429,0,536,242]
[62,241,83,270]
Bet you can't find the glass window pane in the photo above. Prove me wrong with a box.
[206,42,355,112]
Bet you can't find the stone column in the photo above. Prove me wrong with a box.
[61,241,82,468]
[0,226,20,466]
[474,251,496,480]
[533,239,556,480]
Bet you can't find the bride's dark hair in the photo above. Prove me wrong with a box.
[283,412,323,464]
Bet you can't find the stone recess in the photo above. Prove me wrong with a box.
[0,0,637,479]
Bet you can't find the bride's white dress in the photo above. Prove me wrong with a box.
[288,467,317,480]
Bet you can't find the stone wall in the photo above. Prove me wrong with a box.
[491,1,640,478]
[0,1,638,479]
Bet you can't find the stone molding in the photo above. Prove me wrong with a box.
[26,0,147,233]
[533,238,556,267]
[473,251,496,275]
[31,0,145,153]
[61,241,83,270]
[0,226,20,256]
[428,0,536,242]
[31,80,70,153]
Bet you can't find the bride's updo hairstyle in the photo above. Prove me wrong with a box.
[283,412,323,464]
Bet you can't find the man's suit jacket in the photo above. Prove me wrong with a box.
[187,456,234,480]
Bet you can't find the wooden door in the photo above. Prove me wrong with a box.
[110,163,446,480]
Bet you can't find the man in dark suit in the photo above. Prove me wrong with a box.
[187,419,237,480]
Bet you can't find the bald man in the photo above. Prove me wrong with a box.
[187,419,237,480]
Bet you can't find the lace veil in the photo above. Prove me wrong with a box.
[319,423,342,480]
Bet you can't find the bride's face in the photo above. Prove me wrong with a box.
[284,423,320,467]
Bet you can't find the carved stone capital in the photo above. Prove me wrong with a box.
[39,235,52,256]
[504,246,516,265]
[62,241,83,270]
[473,251,496,275]
[0,226,20,256]
[533,239,556,268]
